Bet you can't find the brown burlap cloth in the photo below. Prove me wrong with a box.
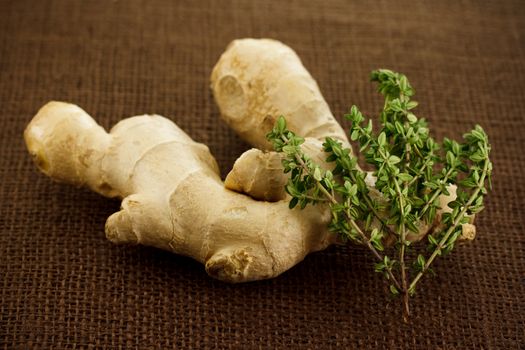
[1,0,524,348]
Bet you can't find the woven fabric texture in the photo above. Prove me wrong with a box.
[1,0,524,348]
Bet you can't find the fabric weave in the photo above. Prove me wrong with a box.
[1,0,524,348]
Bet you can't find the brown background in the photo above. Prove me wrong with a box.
[1,0,524,348]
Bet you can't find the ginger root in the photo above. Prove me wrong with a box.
[212,38,350,203]
[211,38,348,150]
[24,38,470,283]
[25,101,336,282]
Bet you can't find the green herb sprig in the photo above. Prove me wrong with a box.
[266,69,492,322]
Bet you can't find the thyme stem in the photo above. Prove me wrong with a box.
[394,178,410,322]
[409,158,489,292]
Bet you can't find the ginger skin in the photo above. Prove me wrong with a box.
[25,102,335,283]
[213,38,350,202]
[211,38,348,150]
[24,102,335,282]
[24,39,347,283]
[24,38,472,283]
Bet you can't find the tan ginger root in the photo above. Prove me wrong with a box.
[211,39,348,150]
[25,38,473,283]
[25,102,336,283]
[212,38,349,202]
[25,38,350,283]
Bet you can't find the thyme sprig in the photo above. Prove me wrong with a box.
[266,69,492,322]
